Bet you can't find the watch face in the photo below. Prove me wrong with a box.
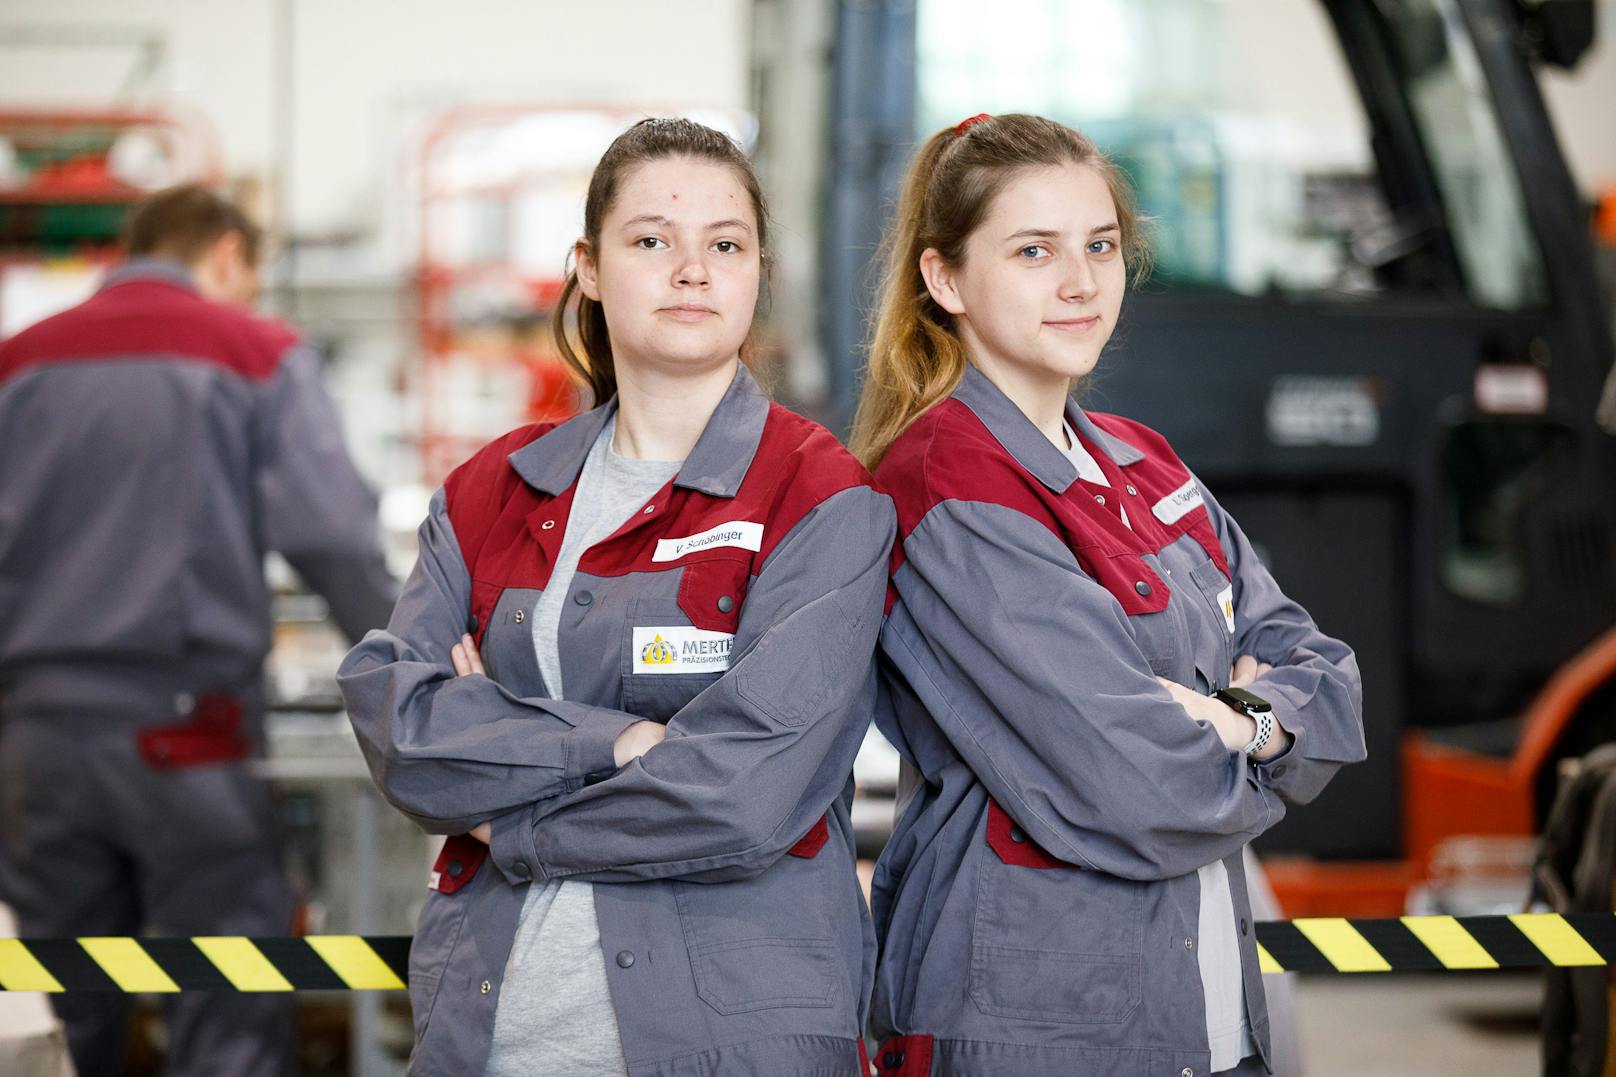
[1217,686,1272,713]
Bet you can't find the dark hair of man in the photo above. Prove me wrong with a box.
[121,183,264,267]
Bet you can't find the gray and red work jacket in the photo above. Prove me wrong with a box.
[338,366,894,1076]
[867,366,1364,1077]
[0,261,394,748]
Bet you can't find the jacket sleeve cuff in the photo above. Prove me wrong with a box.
[487,804,541,885]
[1251,684,1316,801]
[563,709,641,785]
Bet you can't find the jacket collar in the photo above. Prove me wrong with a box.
[507,362,769,499]
[99,258,198,294]
[952,363,1144,495]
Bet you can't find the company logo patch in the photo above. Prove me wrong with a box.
[1152,478,1205,526]
[632,626,734,674]
[652,521,763,563]
[1216,584,1236,634]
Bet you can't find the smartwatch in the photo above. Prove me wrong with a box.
[1215,686,1274,758]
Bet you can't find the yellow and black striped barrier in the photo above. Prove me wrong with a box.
[1,914,1612,990]
[0,936,408,993]
[1257,913,1616,974]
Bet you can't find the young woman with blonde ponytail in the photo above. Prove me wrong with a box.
[859,113,1365,1077]
[341,117,892,1075]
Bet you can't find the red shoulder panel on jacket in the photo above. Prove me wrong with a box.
[878,400,1172,615]
[736,403,880,565]
[441,423,559,572]
[877,399,1064,562]
[0,280,300,385]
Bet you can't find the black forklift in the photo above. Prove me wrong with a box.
[822,0,1616,912]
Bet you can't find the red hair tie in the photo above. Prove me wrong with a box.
[954,113,992,137]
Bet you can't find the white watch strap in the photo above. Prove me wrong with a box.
[1242,709,1274,757]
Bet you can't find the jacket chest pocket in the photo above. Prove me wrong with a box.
[1124,575,1189,681]
[1185,557,1234,693]
[619,557,750,722]
[477,588,545,695]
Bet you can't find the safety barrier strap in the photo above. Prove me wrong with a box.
[3,915,1612,991]
[0,935,409,992]
[1257,913,1615,974]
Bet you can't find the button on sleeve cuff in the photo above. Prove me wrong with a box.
[1251,687,1308,795]
[564,709,641,786]
[486,803,541,885]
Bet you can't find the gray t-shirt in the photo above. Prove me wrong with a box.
[485,416,681,1076]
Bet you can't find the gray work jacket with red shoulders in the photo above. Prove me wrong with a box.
[867,366,1365,1077]
[338,366,894,1076]
[0,260,394,725]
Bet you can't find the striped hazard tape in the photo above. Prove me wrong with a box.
[0,936,409,993]
[1257,913,1616,974]
[1,915,1612,990]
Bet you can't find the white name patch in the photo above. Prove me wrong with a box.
[1216,584,1236,634]
[632,626,735,674]
[652,520,764,563]
[1152,478,1205,526]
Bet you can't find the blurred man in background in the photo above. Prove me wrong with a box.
[0,184,397,1076]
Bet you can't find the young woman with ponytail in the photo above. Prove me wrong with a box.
[340,117,892,1075]
[857,113,1365,1076]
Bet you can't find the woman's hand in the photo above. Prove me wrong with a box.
[613,720,667,767]
[1157,677,1255,752]
[1157,653,1290,760]
[1229,654,1273,688]
[451,633,485,677]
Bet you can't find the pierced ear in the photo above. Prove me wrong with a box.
[919,247,965,316]
[575,240,600,301]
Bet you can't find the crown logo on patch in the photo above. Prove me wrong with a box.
[640,633,677,665]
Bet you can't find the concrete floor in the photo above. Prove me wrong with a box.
[1290,972,1541,1076]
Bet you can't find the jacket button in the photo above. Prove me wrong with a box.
[465,615,479,634]
[480,980,491,994]
[513,862,530,878]
[1240,918,1249,936]
[514,609,525,624]
[1009,826,1026,844]
[1135,580,1152,597]
[615,950,635,968]
[1095,494,1105,505]
[1272,765,1287,778]
[541,519,556,530]
[1127,484,1138,496]
[883,1050,905,1068]
[575,590,593,606]
[1184,935,1195,951]
[446,860,464,878]
[643,505,656,515]
[716,594,734,614]
[1181,1069,1194,1077]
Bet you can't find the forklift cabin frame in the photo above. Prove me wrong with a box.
[824,0,1616,914]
